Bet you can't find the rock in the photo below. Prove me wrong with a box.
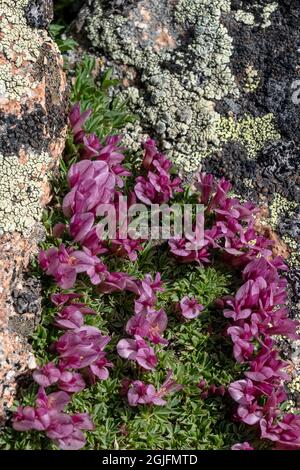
[0,0,68,425]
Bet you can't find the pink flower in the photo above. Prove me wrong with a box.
[245,349,290,383]
[117,336,157,370]
[55,326,111,370]
[88,354,113,383]
[58,371,86,393]
[127,370,182,406]
[231,442,254,450]
[69,103,92,141]
[69,212,95,242]
[81,133,101,159]
[134,176,156,204]
[127,381,158,406]
[126,309,168,345]
[63,160,115,216]
[142,139,159,169]
[36,387,71,412]
[195,173,215,205]
[227,323,256,363]
[224,278,267,321]
[97,272,139,295]
[208,177,232,212]
[51,293,82,307]
[33,362,61,387]
[39,244,78,289]
[260,414,300,450]
[179,296,204,319]
[110,238,144,261]
[169,237,210,265]
[13,406,49,432]
[54,303,96,330]
[237,402,263,425]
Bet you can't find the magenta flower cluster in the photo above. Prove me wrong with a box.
[13,388,94,450]
[123,370,183,407]
[117,274,166,370]
[13,104,184,449]
[13,103,300,450]
[168,173,299,450]
[135,139,183,204]
[13,291,111,449]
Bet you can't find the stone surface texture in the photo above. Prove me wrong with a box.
[0,0,68,425]
[78,0,299,406]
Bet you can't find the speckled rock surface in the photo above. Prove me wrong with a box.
[78,0,299,406]
[0,0,67,425]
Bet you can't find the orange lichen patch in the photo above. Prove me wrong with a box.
[32,81,46,106]
[0,99,21,114]
[140,7,151,23]
[18,149,28,165]
[40,181,52,206]
[154,27,176,51]
[255,210,290,259]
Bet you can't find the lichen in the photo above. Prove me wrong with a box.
[86,0,238,171]
[261,2,278,29]
[216,114,280,159]
[269,194,298,229]
[0,152,52,233]
[242,65,260,93]
[234,2,278,29]
[0,0,67,233]
[0,0,52,102]
[235,10,255,26]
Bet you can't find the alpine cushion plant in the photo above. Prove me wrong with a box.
[11,102,300,451]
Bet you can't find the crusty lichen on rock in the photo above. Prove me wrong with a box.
[86,0,238,172]
[0,152,52,233]
[0,0,67,233]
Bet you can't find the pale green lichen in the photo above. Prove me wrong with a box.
[0,152,52,233]
[0,0,57,233]
[0,0,48,102]
[282,235,300,267]
[86,0,238,172]
[269,193,298,229]
[85,1,284,171]
[235,10,255,26]
[261,2,278,29]
[243,65,261,93]
[234,2,278,29]
[216,114,280,158]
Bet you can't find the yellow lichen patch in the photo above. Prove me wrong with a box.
[216,114,280,158]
